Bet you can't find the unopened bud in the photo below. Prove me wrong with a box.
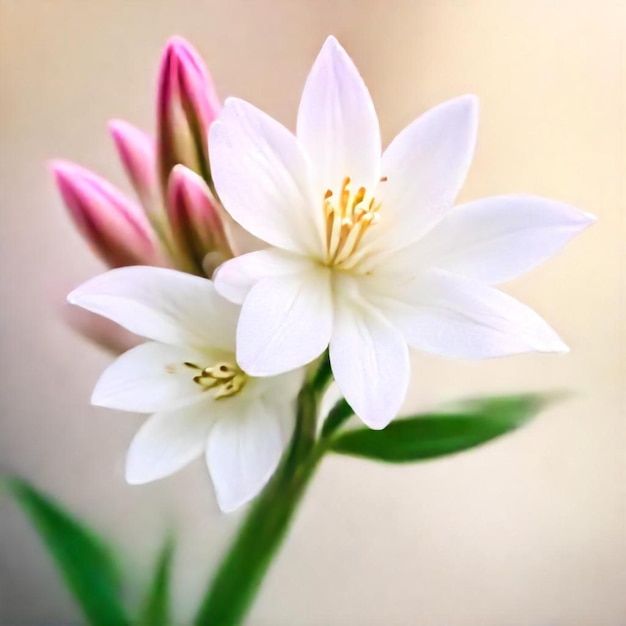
[51,160,160,268]
[109,119,159,216]
[157,37,220,192]
[167,164,233,275]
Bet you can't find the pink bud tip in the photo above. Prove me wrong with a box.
[166,164,232,274]
[50,159,160,268]
[108,120,158,213]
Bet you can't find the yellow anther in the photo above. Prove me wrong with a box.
[322,176,381,269]
[184,359,248,399]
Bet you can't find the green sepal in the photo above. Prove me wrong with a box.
[330,393,563,462]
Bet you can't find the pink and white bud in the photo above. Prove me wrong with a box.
[167,164,233,275]
[109,119,159,215]
[51,160,160,268]
[157,36,221,191]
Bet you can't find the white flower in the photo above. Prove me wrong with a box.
[68,266,302,512]
[208,36,595,430]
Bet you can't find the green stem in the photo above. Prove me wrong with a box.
[194,361,331,626]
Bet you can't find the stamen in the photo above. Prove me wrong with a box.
[322,176,381,269]
[184,359,248,399]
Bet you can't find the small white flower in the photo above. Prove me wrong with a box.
[209,36,595,429]
[68,266,302,512]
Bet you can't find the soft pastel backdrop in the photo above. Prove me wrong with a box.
[1,1,624,624]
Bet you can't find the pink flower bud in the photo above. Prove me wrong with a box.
[157,36,221,191]
[109,119,159,215]
[51,160,161,268]
[167,164,233,275]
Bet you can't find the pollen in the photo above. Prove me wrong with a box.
[323,176,382,269]
[183,360,248,399]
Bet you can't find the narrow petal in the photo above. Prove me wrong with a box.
[297,36,381,194]
[236,267,333,376]
[377,95,478,250]
[401,195,596,284]
[209,98,322,255]
[206,398,285,512]
[92,341,215,412]
[125,401,214,484]
[376,269,569,359]
[68,266,238,351]
[214,248,311,304]
[329,295,409,430]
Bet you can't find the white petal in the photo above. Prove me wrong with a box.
[68,266,238,351]
[254,367,307,407]
[236,266,333,376]
[329,295,409,430]
[214,248,311,305]
[209,98,321,255]
[206,398,285,512]
[93,342,215,412]
[377,95,478,250]
[376,269,569,359]
[125,401,214,484]
[297,36,381,194]
[404,195,596,284]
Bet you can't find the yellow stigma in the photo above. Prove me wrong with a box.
[323,176,382,269]
[184,360,248,399]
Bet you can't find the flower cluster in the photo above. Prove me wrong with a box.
[62,36,594,511]
[52,38,236,283]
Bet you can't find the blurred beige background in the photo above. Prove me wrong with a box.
[1,0,624,624]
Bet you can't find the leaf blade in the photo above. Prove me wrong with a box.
[4,477,129,626]
[138,535,175,626]
[330,393,559,462]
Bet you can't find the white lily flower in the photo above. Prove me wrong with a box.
[68,266,302,512]
[209,36,595,430]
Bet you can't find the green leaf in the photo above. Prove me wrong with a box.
[321,398,353,438]
[330,393,562,462]
[138,535,175,626]
[3,476,129,626]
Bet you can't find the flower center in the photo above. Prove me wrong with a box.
[323,176,382,269]
[184,360,248,399]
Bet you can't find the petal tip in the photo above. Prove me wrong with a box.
[361,415,393,431]
[554,340,570,354]
[66,289,82,306]
[125,467,149,486]
[125,451,159,485]
[215,493,245,514]
[459,94,480,120]
[581,210,598,226]
[322,34,342,51]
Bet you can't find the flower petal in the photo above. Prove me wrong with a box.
[214,248,312,304]
[377,95,478,250]
[209,98,321,255]
[236,266,333,376]
[68,266,238,351]
[297,36,381,194]
[92,341,217,412]
[400,195,596,284]
[125,401,213,484]
[329,294,409,430]
[376,269,569,359]
[206,398,285,512]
